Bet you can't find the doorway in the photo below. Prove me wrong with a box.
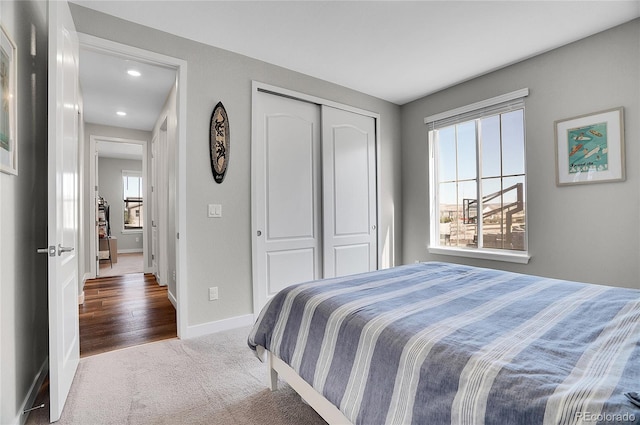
[77,32,188,342]
[92,137,148,278]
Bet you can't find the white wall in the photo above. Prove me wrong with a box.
[0,1,49,423]
[401,19,640,289]
[69,4,403,330]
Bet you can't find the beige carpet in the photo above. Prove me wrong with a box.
[26,327,327,425]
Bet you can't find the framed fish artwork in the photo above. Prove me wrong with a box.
[555,107,624,186]
[209,102,230,184]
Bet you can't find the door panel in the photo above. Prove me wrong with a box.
[333,125,372,236]
[254,93,321,312]
[48,1,80,421]
[267,248,316,294]
[334,244,371,277]
[266,115,316,240]
[322,106,377,279]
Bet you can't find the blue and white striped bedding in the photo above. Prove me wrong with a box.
[248,262,640,424]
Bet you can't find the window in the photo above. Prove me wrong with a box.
[426,89,529,263]
[123,170,143,231]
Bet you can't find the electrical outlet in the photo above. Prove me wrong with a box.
[209,286,219,301]
[136,236,140,242]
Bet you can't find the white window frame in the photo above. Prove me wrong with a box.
[122,169,143,234]
[425,89,531,264]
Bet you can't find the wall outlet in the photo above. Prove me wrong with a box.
[136,237,140,242]
[209,286,219,301]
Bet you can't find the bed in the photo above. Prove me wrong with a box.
[248,262,640,424]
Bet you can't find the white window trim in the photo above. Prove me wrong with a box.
[122,169,143,234]
[427,245,530,264]
[426,88,531,264]
[424,88,529,124]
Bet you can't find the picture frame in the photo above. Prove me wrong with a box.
[555,107,624,186]
[209,101,230,184]
[0,25,17,176]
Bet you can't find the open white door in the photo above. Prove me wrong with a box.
[47,0,80,421]
[151,136,158,274]
[322,106,377,278]
[94,150,100,276]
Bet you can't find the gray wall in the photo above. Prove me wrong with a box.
[98,157,144,252]
[401,19,640,289]
[69,5,403,327]
[0,1,49,423]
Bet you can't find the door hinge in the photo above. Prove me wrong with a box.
[152,254,155,260]
[176,233,180,240]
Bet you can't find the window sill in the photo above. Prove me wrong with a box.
[427,245,531,264]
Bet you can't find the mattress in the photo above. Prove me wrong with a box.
[248,262,640,424]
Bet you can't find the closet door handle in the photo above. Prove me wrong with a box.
[257,230,262,237]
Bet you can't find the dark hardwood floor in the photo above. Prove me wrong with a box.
[80,273,177,357]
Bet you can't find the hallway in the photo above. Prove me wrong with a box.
[80,273,176,357]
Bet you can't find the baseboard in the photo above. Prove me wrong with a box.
[78,290,85,305]
[117,248,143,254]
[18,356,48,425]
[185,314,255,339]
[168,290,177,309]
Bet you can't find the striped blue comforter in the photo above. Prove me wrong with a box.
[248,262,640,425]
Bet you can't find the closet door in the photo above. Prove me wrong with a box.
[253,92,322,312]
[322,106,377,278]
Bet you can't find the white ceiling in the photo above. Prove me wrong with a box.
[96,140,144,160]
[79,48,176,131]
[75,0,639,131]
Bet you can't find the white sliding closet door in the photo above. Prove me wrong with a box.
[322,106,377,278]
[253,92,322,312]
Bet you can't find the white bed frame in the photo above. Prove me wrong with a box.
[267,351,353,424]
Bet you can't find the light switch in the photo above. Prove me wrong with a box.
[208,204,222,218]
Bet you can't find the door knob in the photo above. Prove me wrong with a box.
[257,230,262,237]
[57,244,74,256]
[37,246,56,257]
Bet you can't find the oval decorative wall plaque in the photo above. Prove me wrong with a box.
[209,102,230,184]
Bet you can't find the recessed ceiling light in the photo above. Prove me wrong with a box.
[117,111,127,116]
[127,69,141,77]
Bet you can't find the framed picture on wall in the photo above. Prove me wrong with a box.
[555,107,624,186]
[0,25,17,175]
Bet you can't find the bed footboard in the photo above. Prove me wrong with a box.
[267,351,353,425]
